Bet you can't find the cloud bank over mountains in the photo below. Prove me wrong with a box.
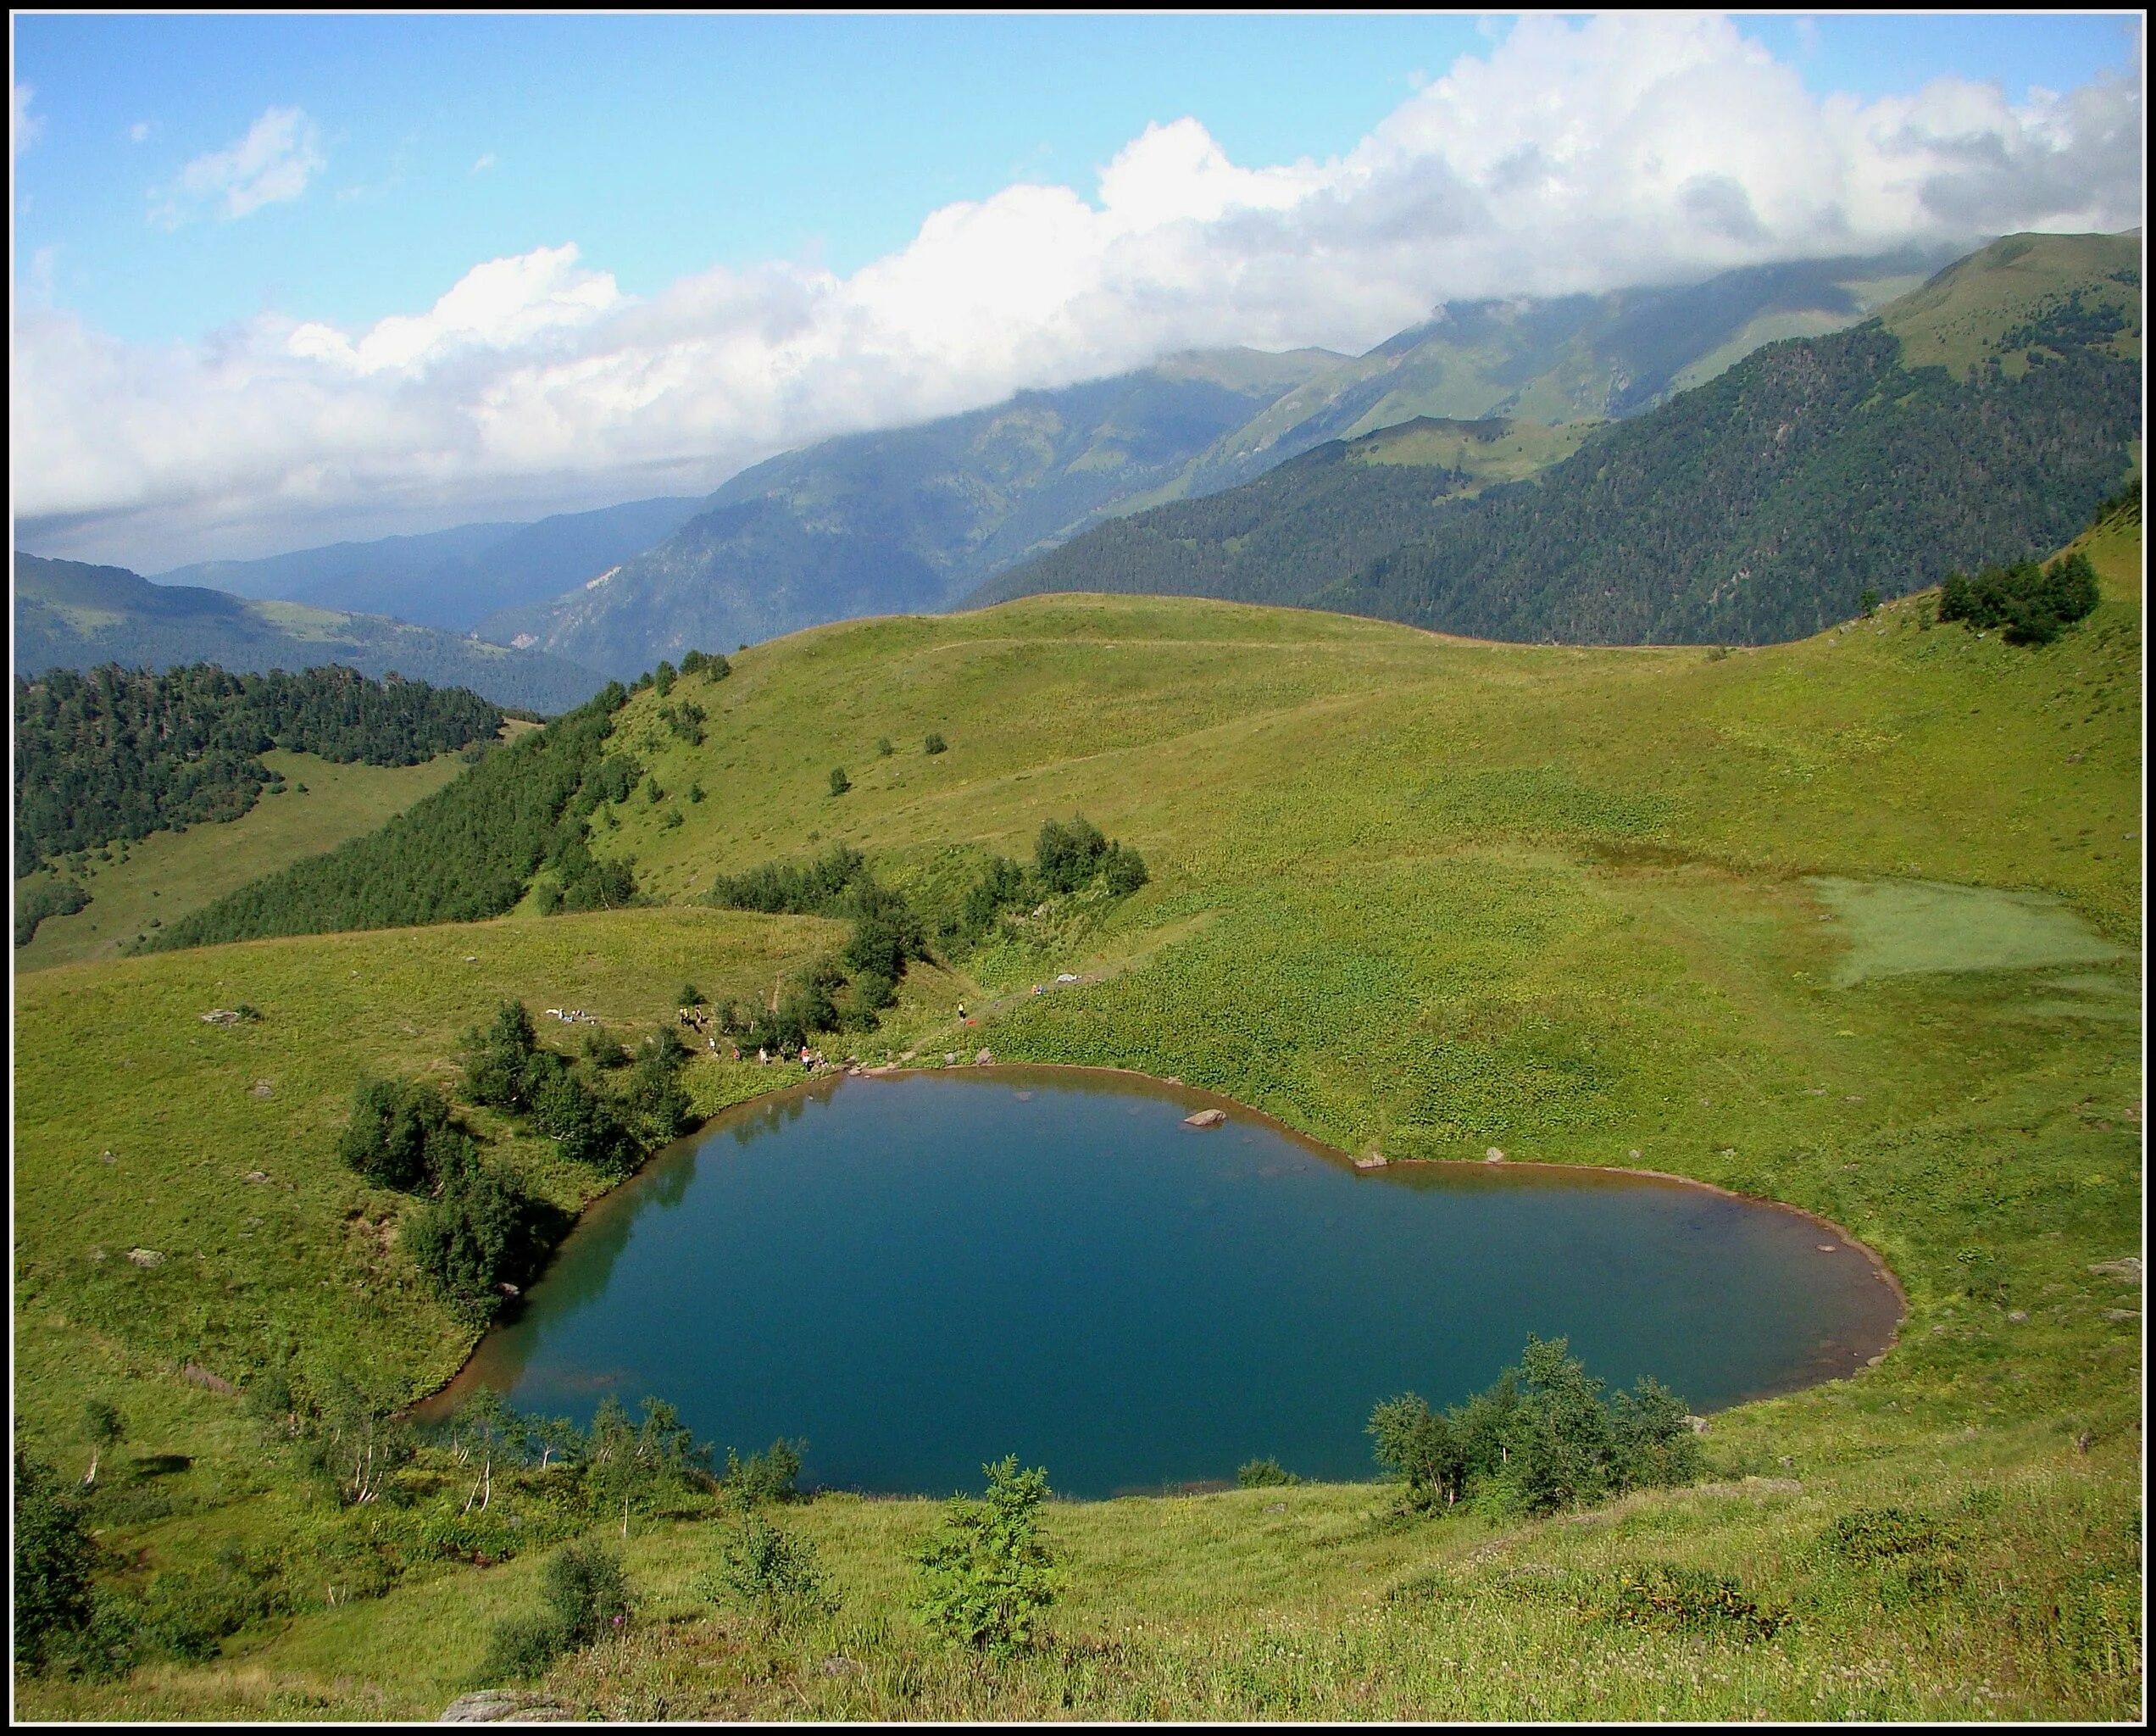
[14,14,2144,566]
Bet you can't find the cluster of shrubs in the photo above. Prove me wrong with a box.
[463,1000,693,1170]
[1937,549,2100,645]
[338,1076,547,1322]
[951,816,1147,945]
[1366,1335,1703,1516]
[706,844,926,1043]
[337,1002,695,1319]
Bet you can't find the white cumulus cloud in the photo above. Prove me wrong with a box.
[16,14,2145,566]
[150,105,325,227]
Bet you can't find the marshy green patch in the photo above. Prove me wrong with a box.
[1808,876,2128,987]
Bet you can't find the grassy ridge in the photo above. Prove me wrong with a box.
[12,524,2142,1718]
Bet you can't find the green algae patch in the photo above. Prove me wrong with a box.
[1809,876,2127,987]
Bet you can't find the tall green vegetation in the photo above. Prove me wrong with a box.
[1368,1337,1702,1516]
[912,1457,1061,1657]
[13,1446,98,1672]
[1938,549,2101,644]
[480,1538,635,1684]
[14,877,90,948]
[13,662,503,877]
[333,996,703,1321]
[147,682,630,950]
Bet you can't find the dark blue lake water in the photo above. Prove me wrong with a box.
[442,1068,1901,1498]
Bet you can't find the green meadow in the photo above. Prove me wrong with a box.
[12,515,2142,1719]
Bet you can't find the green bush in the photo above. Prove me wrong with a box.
[1938,549,2101,644]
[542,1538,633,1647]
[403,1165,546,1321]
[338,1078,464,1192]
[912,1457,1060,1657]
[924,732,947,755]
[480,1609,570,1683]
[829,767,852,796]
[702,1508,837,1628]
[720,1438,805,1506]
[1235,1457,1303,1488]
[1367,1336,1702,1518]
[1368,1395,1463,1509]
[462,1000,540,1110]
[13,1447,97,1672]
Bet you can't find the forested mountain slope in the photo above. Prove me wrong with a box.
[12,662,502,878]
[982,232,2140,644]
[15,554,609,714]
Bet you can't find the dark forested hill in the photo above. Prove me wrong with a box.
[14,554,608,714]
[981,232,2142,645]
[13,663,502,878]
[145,682,635,952]
[971,416,1593,609]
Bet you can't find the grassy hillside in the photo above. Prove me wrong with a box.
[1881,231,2142,376]
[13,520,2141,1718]
[14,749,467,971]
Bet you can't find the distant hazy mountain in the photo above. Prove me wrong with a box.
[490,248,1958,677]
[481,350,1345,677]
[981,232,2142,647]
[15,554,609,715]
[155,496,703,634]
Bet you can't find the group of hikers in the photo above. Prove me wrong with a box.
[676,1003,831,1070]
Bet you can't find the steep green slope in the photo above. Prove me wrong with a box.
[14,516,2139,1719]
[974,416,1593,608]
[985,233,2140,644]
[15,554,609,715]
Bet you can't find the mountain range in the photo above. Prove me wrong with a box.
[19,235,2134,682]
[492,246,1956,676]
[153,495,703,634]
[14,554,608,715]
[976,231,2142,644]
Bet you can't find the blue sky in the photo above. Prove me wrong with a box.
[14,13,2142,346]
[11,13,2143,565]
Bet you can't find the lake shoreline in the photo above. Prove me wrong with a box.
[409,1058,1907,1437]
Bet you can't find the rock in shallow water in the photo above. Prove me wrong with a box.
[1183,1108,1227,1128]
